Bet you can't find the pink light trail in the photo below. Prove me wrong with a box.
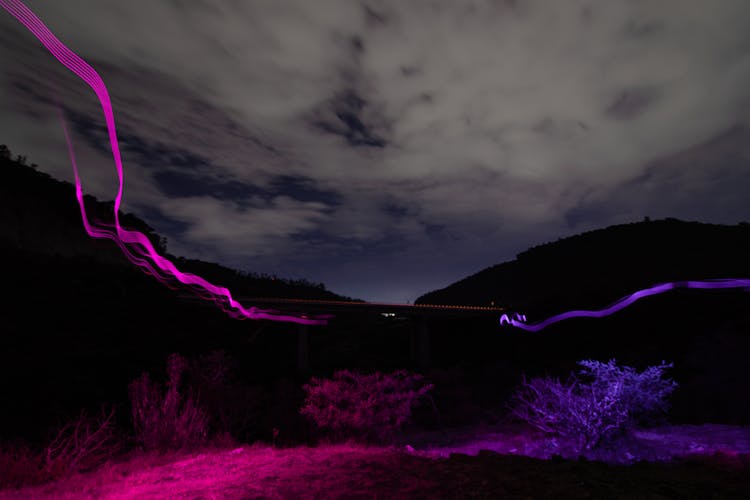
[1,0,329,325]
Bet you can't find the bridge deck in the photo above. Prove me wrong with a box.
[177,294,506,317]
[232,297,507,316]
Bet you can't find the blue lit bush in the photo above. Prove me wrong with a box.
[510,360,677,452]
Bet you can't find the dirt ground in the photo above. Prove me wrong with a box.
[2,425,749,499]
[408,422,750,463]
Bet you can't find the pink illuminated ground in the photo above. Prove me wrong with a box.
[1,445,429,499]
[2,425,749,499]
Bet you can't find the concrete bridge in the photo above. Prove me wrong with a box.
[233,297,507,374]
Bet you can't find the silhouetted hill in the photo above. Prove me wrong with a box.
[416,219,750,315]
[0,144,349,301]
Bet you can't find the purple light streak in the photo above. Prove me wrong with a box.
[504,279,750,332]
[1,0,328,325]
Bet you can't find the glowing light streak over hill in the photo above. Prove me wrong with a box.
[503,279,750,332]
[0,0,329,325]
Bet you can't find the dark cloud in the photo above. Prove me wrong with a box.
[153,172,342,210]
[153,171,258,199]
[532,118,589,138]
[624,18,665,38]
[350,35,365,54]
[64,109,215,171]
[363,5,388,28]
[382,203,411,218]
[310,89,389,148]
[270,176,343,207]
[399,66,421,77]
[605,87,659,120]
[133,205,192,238]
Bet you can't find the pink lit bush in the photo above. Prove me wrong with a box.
[0,409,118,489]
[129,353,208,451]
[301,370,433,442]
[186,350,265,442]
[510,360,677,452]
[43,407,119,477]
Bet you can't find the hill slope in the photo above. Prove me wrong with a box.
[0,145,348,301]
[416,219,750,315]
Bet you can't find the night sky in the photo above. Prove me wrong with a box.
[1,1,749,303]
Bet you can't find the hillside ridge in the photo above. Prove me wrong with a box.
[416,218,750,312]
[0,144,350,301]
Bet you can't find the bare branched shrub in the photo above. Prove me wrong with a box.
[0,408,118,489]
[510,360,677,452]
[577,360,678,422]
[187,350,264,442]
[43,407,119,478]
[129,353,208,451]
[300,369,433,442]
[511,374,629,451]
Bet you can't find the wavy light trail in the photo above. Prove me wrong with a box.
[1,0,329,325]
[503,279,750,332]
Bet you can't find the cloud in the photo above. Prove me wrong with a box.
[564,125,750,228]
[2,0,750,301]
[158,195,331,258]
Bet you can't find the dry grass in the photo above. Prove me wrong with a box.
[1,439,749,499]
[0,444,404,499]
[0,444,43,490]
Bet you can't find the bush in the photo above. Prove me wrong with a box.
[129,353,208,451]
[577,360,678,422]
[43,407,119,478]
[300,369,433,443]
[186,350,265,442]
[510,360,677,452]
[0,408,118,489]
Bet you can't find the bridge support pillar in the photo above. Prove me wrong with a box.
[410,316,430,371]
[297,324,309,376]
